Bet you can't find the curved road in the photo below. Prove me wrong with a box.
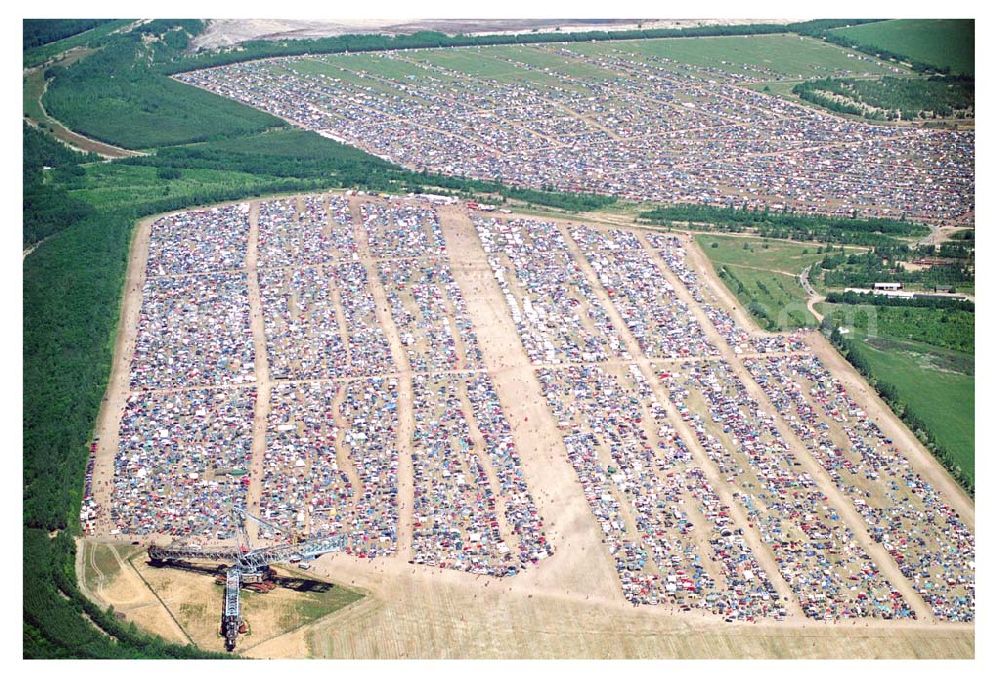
[800,263,824,322]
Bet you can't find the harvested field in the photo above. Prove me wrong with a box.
[84,191,973,657]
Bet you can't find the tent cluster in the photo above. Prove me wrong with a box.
[411,372,551,576]
[377,256,484,373]
[258,195,355,268]
[179,46,973,224]
[570,225,718,359]
[476,216,624,365]
[260,378,400,557]
[538,363,786,621]
[664,360,913,620]
[112,388,255,538]
[746,354,975,622]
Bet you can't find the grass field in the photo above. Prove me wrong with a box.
[319,52,441,81]
[320,34,903,87]
[288,58,422,96]
[481,44,623,81]
[830,20,974,77]
[83,543,125,593]
[65,165,311,211]
[718,265,817,330]
[77,544,365,654]
[695,234,831,330]
[695,233,832,275]
[849,336,973,485]
[22,68,47,123]
[396,47,595,87]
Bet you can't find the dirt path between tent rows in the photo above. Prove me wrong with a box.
[245,202,271,541]
[349,195,417,562]
[88,213,154,535]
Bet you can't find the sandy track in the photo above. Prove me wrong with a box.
[439,206,624,601]
[349,196,416,561]
[800,263,825,322]
[89,214,154,535]
[245,202,272,540]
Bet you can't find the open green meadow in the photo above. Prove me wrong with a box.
[319,33,903,86]
[478,44,622,81]
[830,19,974,76]
[319,46,610,91]
[319,52,442,81]
[716,264,817,330]
[286,57,425,96]
[849,337,973,485]
[695,233,833,276]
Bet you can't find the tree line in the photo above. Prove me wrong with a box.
[23,19,113,50]
[638,203,927,246]
[825,290,973,312]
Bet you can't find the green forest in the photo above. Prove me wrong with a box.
[793,75,973,121]
[23,19,112,50]
[23,124,98,247]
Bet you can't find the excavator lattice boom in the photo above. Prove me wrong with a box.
[147,507,344,651]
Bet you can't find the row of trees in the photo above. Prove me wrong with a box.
[823,260,973,289]
[638,203,927,246]
[162,19,903,75]
[825,290,973,312]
